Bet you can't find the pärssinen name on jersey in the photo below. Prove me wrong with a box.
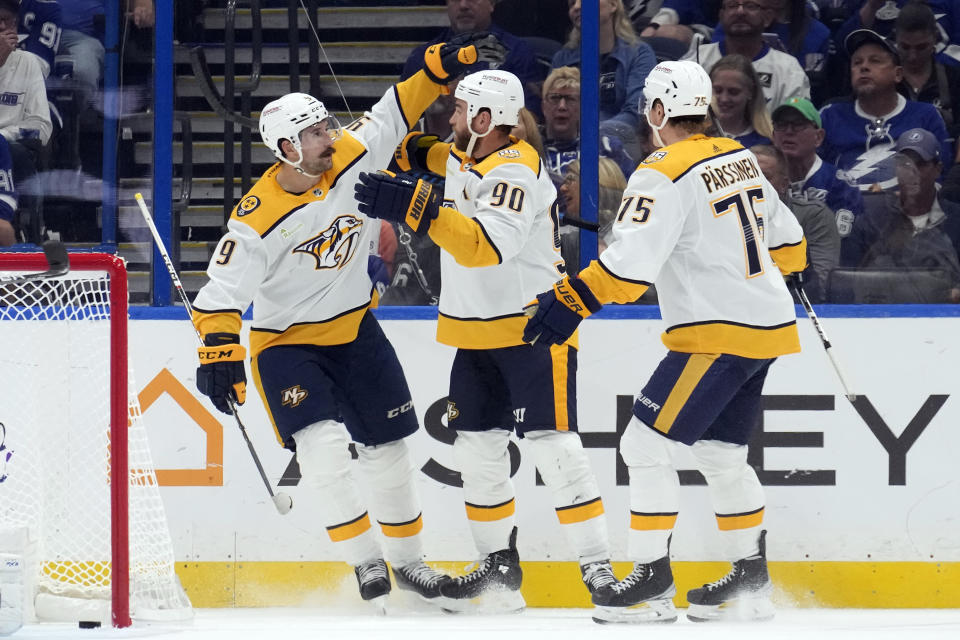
[699,155,761,194]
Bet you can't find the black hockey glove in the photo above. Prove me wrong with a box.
[522,276,603,347]
[422,31,508,84]
[354,170,441,235]
[196,332,247,415]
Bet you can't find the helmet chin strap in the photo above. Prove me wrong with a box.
[465,115,492,158]
[281,145,323,179]
[646,109,669,149]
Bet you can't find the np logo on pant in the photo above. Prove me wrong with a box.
[281,385,309,408]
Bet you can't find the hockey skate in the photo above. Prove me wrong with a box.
[580,560,617,606]
[438,527,524,614]
[354,558,391,612]
[591,554,677,624]
[393,561,452,601]
[686,530,774,622]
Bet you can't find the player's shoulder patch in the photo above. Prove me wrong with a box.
[641,150,668,164]
[237,195,261,216]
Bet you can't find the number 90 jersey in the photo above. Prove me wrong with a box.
[433,138,565,349]
[587,135,807,359]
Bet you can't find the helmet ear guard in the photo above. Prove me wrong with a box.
[258,92,335,176]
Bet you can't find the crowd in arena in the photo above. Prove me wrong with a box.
[381,0,960,304]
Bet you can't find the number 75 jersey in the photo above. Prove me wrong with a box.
[593,135,807,359]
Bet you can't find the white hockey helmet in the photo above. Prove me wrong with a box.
[641,60,711,146]
[259,92,334,175]
[454,69,523,155]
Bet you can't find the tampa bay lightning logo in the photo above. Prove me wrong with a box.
[0,422,11,483]
[293,215,364,270]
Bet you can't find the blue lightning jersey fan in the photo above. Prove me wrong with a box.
[0,136,16,225]
[818,97,951,192]
[18,0,62,76]
[788,156,864,238]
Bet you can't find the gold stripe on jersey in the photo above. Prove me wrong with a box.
[426,141,452,175]
[326,512,373,542]
[551,343,571,430]
[663,319,800,358]
[465,498,515,522]
[379,514,424,538]
[192,308,242,340]
[428,207,501,267]
[769,237,808,275]
[393,70,444,130]
[579,259,650,305]
[716,507,764,531]
[555,497,604,524]
[459,136,541,177]
[641,134,745,183]
[437,312,580,350]
[630,511,679,531]
[249,302,370,356]
[654,353,720,434]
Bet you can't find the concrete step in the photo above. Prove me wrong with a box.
[175,74,395,99]
[201,6,446,31]
[176,42,417,66]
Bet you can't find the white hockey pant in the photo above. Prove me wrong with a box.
[294,420,424,566]
[525,430,609,564]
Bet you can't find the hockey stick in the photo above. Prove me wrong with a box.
[134,193,293,515]
[0,240,70,284]
[788,277,857,404]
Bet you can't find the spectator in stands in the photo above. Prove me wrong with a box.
[0,135,16,246]
[552,0,657,160]
[541,66,580,178]
[837,0,960,67]
[539,65,637,185]
[0,0,51,229]
[512,107,545,159]
[712,0,832,104]
[819,29,950,193]
[638,0,717,45]
[17,0,61,78]
[684,0,811,107]
[401,0,543,115]
[895,2,960,142]
[772,96,862,239]
[58,0,104,104]
[709,54,773,148]
[842,128,960,302]
[556,157,627,274]
[752,143,840,302]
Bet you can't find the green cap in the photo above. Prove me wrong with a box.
[772,97,821,129]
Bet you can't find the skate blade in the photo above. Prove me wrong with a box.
[592,598,677,624]
[366,594,389,615]
[687,596,775,623]
[440,589,525,615]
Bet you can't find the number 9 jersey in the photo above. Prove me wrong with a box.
[580,135,808,359]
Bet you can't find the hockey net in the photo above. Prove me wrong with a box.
[0,252,191,627]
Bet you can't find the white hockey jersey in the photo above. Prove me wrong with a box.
[422,137,564,349]
[192,72,441,357]
[579,134,808,359]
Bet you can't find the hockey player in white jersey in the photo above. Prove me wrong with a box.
[352,69,616,613]
[191,33,503,608]
[523,60,808,624]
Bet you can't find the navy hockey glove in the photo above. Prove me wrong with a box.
[522,276,603,347]
[196,332,247,415]
[354,170,440,235]
[422,31,507,84]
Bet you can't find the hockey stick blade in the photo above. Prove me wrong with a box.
[0,240,70,284]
